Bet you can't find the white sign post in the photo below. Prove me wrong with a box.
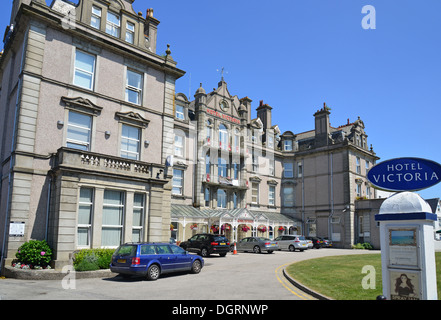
[375,192,438,300]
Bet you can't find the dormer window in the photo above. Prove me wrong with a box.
[106,12,120,38]
[175,105,185,120]
[126,21,135,44]
[284,140,293,151]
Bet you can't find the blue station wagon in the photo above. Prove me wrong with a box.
[110,243,204,280]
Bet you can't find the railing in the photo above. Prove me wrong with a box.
[54,147,166,180]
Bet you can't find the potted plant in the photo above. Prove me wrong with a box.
[190,223,198,230]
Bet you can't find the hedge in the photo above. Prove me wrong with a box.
[73,248,115,271]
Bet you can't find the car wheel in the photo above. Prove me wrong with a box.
[191,260,202,274]
[288,245,295,252]
[146,264,160,281]
[253,246,261,254]
[200,247,209,257]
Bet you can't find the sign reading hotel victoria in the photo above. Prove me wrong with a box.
[367,157,441,192]
[371,157,441,300]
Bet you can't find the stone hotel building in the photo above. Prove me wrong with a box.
[0,0,389,271]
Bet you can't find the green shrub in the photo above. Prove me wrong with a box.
[361,242,373,250]
[352,242,374,250]
[73,248,115,271]
[15,240,52,268]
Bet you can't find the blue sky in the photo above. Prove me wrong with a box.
[2,0,441,199]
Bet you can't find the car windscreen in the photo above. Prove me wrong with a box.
[115,245,137,256]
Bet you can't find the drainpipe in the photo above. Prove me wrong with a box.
[45,171,54,241]
[301,158,305,235]
[329,152,334,240]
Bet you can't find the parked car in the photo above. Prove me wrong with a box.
[306,236,324,249]
[110,242,204,281]
[234,237,279,253]
[274,235,309,252]
[320,238,333,248]
[306,238,313,249]
[180,233,230,257]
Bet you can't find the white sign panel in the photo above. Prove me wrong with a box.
[9,221,25,237]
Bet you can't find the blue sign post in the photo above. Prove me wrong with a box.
[369,157,441,300]
[367,157,441,192]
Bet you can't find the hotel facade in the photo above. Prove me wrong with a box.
[0,0,384,270]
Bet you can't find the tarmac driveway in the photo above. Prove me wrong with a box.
[0,248,378,300]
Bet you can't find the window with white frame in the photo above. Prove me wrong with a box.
[126,69,143,105]
[175,105,185,120]
[174,134,184,157]
[67,110,92,151]
[217,189,227,208]
[283,186,294,207]
[356,157,361,174]
[172,168,184,195]
[218,156,228,177]
[106,11,120,38]
[121,124,140,160]
[77,187,93,247]
[91,6,102,29]
[269,159,275,176]
[102,190,124,247]
[219,124,228,150]
[125,21,135,44]
[284,162,293,178]
[132,193,144,242]
[252,153,258,172]
[251,182,259,204]
[74,50,96,90]
[284,140,293,151]
[269,186,275,206]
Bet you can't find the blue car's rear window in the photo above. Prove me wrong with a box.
[115,245,137,256]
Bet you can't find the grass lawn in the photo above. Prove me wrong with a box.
[286,252,441,300]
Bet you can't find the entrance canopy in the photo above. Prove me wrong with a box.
[171,204,301,241]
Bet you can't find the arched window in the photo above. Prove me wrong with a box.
[219,124,228,150]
